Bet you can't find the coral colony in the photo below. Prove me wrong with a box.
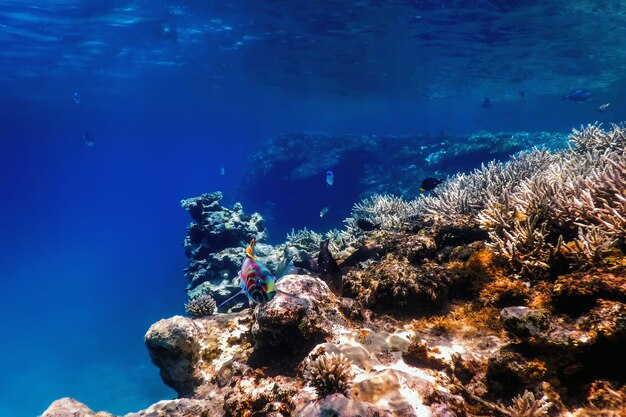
[44,124,626,416]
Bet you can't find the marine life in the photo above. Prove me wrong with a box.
[83,133,95,147]
[217,238,278,308]
[293,257,321,274]
[304,352,353,397]
[341,243,383,269]
[419,177,443,191]
[294,240,385,296]
[482,97,492,109]
[326,169,334,186]
[317,239,343,296]
[356,218,380,231]
[518,90,526,98]
[320,206,329,217]
[562,89,592,102]
[598,103,610,112]
[219,166,225,175]
[185,293,216,317]
[72,92,80,104]
[293,239,343,296]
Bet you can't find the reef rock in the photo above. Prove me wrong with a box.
[41,398,115,417]
[144,316,206,397]
[500,306,551,342]
[551,269,626,315]
[124,399,215,417]
[182,192,286,303]
[252,275,346,356]
[489,290,626,396]
[297,393,394,417]
[348,258,452,314]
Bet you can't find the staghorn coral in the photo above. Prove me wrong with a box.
[303,352,353,397]
[286,227,324,253]
[286,227,355,260]
[344,194,419,233]
[185,293,217,317]
[569,122,626,153]
[417,149,559,225]
[477,124,626,276]
[506,390,552,417]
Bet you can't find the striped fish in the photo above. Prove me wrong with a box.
[240,238,277,303]
[217,238,280,309]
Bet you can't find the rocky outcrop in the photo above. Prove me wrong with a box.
[297,393,393,417]
[181,192,285,304]
[252,275,345,352]
[124,399,216,417]
[41,398,115,417]
[144,316,207,397]
[40,397,217,417]
[485,270,626,398]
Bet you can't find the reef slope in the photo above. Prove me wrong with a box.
[43,125,626,417]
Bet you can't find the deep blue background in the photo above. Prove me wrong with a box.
[0,1,624,416]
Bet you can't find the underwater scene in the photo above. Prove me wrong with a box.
[1,1,625,416]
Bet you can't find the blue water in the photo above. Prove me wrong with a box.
[0,2,625,416]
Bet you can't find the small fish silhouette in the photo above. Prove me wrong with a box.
[326,170,334,186]
[598,103,610,113]
[420,177,443,191]
[562,89,592,102]
[83,133,95,147]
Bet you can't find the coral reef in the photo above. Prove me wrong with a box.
[506,390,552,417]
[241,131,566,237]
[43,125,626,417]
[303,352,353,397]
[181,192,300,310]
[181,192,268,296]
[185,293,217,318]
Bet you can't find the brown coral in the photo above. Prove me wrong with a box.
[223,380,296,417]
[402,339,448,371]
[303,352,353,397]
[506,390,552,417]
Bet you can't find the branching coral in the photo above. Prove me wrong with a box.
[344,194,420,233]
[185,293,217,317]
[303,352,353,397]
[477,124,626,275]
[286,227,353,259]
[286,227,324,253]
[569,122,626,153]
[506,390,551,417]
[341,124,624,276]
[417,149,559,225]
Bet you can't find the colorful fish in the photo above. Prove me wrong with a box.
[217,238,278,309]
[240,238,277,303]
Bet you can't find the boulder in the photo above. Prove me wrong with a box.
[144,316,206,396]
[124,399,215,417]
[252,275,346,352]
[41,398,115,417]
